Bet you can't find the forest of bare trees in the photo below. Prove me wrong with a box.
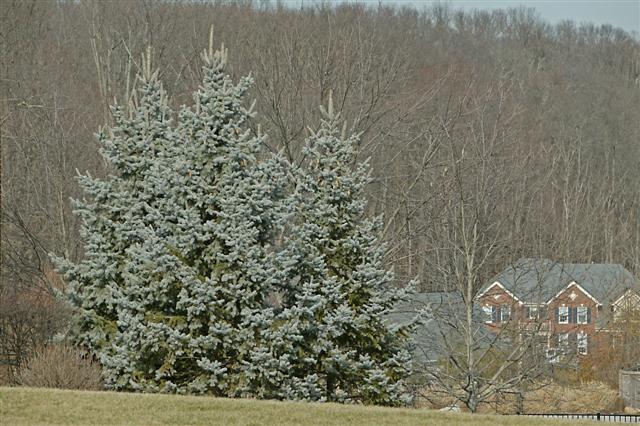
[1,0,639,389]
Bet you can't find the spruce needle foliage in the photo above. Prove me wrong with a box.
[54,48,413,404]
[54,45,287,396]
[256,94,415,405]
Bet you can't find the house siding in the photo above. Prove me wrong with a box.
[548,284,598,338]
[478,283,522,327]
[479,282,605,357]
[479,260,639,363]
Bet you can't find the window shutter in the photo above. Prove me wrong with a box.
[587,308,592,324]
[568,306,573,323]
[525,306,530,319]
[555,307,559,323]
[573,307,578,324]
[496,307,502,323]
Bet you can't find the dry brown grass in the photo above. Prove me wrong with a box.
[520,382,619,414]
[0,387,597,425]
[417,381,619,415]
[16,344,103,391]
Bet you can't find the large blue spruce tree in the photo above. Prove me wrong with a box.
[55,45,287,395]
[56,43,414,404]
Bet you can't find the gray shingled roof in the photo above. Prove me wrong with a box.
[388,292,494,364]
[387,260,637,363]
[486,258,639,305]
[387,293,453,363]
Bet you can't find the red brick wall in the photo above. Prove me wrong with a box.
[479,284,523,329]
[547,284,598,337]
[479,282,608,356]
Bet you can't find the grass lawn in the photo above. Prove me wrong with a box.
[0,387,596,425]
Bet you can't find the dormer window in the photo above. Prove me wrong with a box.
[558,306,569,324]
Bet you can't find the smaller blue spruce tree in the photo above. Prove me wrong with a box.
[258,95,415,406]
[53,56,175,387]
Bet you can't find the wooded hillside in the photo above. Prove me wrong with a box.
[1,1,639,381]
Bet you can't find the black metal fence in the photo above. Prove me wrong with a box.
[522,413,639,423]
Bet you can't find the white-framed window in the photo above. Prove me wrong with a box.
[577,306,588,324]
[527,306,539,320]
[558,333,569,349]
[577,331,588,355]
[483,305,493,323]
[501,305,511,322]
[546,347,561,363]
[558,306,569,324]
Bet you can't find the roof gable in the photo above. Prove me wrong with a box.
[612,288,640,310]
[476,281,523,304]
[484,258,638,305]
[546,281,602,306]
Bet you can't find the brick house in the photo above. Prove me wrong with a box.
[477,258,639,361]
